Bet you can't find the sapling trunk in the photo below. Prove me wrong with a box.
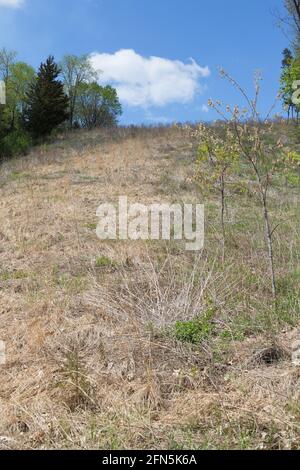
[251,164,277,299]
[261,191,277,299]
[220,171,226,263]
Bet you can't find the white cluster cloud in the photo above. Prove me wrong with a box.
[0,0,24,7]
[90,49,210,108]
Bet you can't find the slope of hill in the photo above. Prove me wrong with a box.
[0,126,300,450]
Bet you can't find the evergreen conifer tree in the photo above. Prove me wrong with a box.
[25,56,69,138]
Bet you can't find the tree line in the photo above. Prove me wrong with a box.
[0,51,122,159]
[280,1,300,120]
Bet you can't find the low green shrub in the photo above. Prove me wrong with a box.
[0,130,32,159]
[174,308,216,344]
[95,255,114,268]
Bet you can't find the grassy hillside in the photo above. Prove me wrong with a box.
[1,125,300,450]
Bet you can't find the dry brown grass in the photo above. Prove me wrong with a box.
[0,125,300,450]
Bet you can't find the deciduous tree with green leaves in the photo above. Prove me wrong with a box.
[74,82,122,129]
[0,49,34,158]
[280,50,300,121]
[6,62,35,130]
[60,54,98,128]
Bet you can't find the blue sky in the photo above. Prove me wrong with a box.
[0,0,288,124]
